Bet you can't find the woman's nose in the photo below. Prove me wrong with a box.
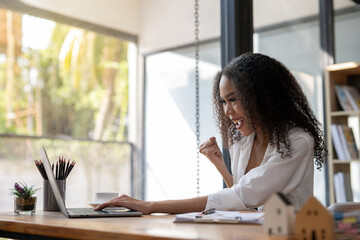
[224,104,233,116]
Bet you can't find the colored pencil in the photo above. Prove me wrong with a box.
[34,155,75,180]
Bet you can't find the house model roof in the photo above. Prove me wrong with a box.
[295,196,335,240]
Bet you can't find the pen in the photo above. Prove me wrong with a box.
[202,208,216,215]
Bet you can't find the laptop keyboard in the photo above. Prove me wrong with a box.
[67,208,105,215]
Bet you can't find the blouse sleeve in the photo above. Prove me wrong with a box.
[205,131,314,211]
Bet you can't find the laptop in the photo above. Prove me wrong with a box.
[40,147,143,218]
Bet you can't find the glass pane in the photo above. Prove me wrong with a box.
[335,11,360,63]
[253,0,326,204]
[0,136,132,211]
[144,41,222,200]
[0,10,130,141]
[0,8,134,211]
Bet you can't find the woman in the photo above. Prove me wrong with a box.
[95,52,326,214]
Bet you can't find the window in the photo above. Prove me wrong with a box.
[144,40,223,200]
[0,8,136,211]
[1,11,130,141]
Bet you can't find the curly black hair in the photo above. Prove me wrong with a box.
[212,52,327,169]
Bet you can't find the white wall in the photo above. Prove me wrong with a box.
[137,0,220,53]
[20,0,140,35]
[20,0,221,53]
[19,0,356,53]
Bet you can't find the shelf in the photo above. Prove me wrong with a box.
[333,159,360,164]
[331,111,360,117]
[325,61,360,204]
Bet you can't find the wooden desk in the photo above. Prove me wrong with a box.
[0,211,277,240]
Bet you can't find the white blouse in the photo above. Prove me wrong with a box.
[205,127,314,211]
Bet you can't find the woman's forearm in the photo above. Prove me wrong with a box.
[216,164,234,187]
[149,196,208,214]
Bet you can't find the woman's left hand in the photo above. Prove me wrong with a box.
[94,194,153,214]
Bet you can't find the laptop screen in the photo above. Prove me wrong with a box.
[40,147,69,217]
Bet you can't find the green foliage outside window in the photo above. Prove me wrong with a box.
[0,10,129,141]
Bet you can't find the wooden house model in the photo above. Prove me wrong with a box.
[264,192,295,236]
[295,196,336,240]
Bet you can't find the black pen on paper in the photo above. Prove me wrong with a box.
[202,208,216,215]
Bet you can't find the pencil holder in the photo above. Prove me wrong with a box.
[43,180,66,211]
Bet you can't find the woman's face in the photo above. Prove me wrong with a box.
[219,75,253,136]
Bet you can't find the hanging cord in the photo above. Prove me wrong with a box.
[194,0,200,197]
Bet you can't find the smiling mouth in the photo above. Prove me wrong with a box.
[234,119,244,129]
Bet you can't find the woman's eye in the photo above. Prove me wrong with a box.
[229,98,236,102]
[219,99,225,104]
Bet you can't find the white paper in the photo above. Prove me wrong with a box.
[173,210,264,224]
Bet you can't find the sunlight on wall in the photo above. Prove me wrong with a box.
[145,50,223,200]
